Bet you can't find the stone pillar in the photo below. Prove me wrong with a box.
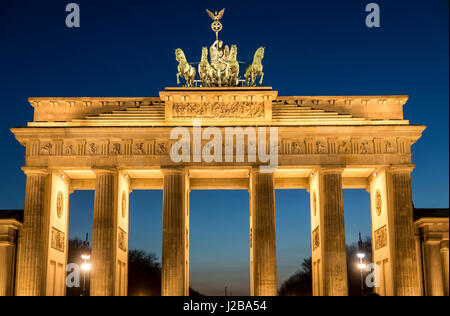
[0,218,22,296]
[390,167,420,296]
[309,168,347,296]
[423,240,444,296]
[250,171,277,296]
[161,169,189,296]
[440,240,449,296]
[90,170,130,296]
[15,170,48,296]
[15,169,72,296]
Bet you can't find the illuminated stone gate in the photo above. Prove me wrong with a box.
[9,87,429,296]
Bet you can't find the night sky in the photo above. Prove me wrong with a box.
[0,0,448,296]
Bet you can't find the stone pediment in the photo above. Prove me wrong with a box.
[26,87,410,127]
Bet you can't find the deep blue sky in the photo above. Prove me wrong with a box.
[0,0,448,295]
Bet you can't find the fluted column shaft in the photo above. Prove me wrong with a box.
[441,241,449,296]
[15,172,47,296]
[321,170,348,296]
[251,172,277,296]
[91,171,116,296]
[423,241,444,296]
[391,169,420,296]
[162,170,188,296]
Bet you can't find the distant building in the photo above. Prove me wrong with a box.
[414,208,449,296]
[0,210,22,296]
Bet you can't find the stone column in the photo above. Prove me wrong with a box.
[390,167,420,296]
[250,171,277,296]
[440,240,449,296]
[90,170,129,296]
[15,169,48,296]
[423,240,444,296]
[321,169,348,296]
[309,168,347,296]
[0,219,22,296]
[161,169,189,296]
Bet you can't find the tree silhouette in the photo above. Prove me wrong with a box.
[279,236,374,296]
[128,249,161,296]
[66,237,205,296]
[279,258,312,296]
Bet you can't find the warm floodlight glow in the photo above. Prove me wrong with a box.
[81,254,90,260]
[357,263,366,270]
[357,252,365,259]
[81,263,91,271]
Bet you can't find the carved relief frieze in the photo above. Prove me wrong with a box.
[172,101,265,119]
[31,136,410,158]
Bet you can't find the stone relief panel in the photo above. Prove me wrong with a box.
[384,139,398,154]
[118,228,127,252]
[291,140,306,155]
[337,140,351,154]
[133,142,146,155]
[312,226,320,251]
[121,191,127,218]
[312,192,317,216]
[375,190,382,216]
[51,227,65,253]
[374,225,388,250]
[359,139,374,154]
[172,102,265,119]
[155,142,168,155]
[315,139,328,154]
[56,191,64,219]
[39,142,53,156]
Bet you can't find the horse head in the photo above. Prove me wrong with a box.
[201,47,208,62]
[175,48,186,63]
[253,47,265,62]
[229,44,238,61]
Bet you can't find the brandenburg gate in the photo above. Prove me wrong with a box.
[6,9,432,296]
[10,87,426,296]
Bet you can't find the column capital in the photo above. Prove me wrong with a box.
[319,166,345,175]
[390,164,415,174]
[161,167,187,175]
[21,167,49,176]
[92,168,118,175]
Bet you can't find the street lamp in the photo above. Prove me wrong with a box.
[357,232,366,296]
[81,254,91,296]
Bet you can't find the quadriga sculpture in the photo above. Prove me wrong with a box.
[175,48,196,87]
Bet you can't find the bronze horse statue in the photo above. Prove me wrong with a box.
[226,44,239,86]
[198,47,214,87]
[175,48,196,87]
[244,47,265,87]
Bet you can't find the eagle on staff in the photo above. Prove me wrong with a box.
[206,8,225,22]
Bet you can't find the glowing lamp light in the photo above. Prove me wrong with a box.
[357,252,365,259]
[357,263,366,270]
[81,254,90,260]
[81,263,91,271]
